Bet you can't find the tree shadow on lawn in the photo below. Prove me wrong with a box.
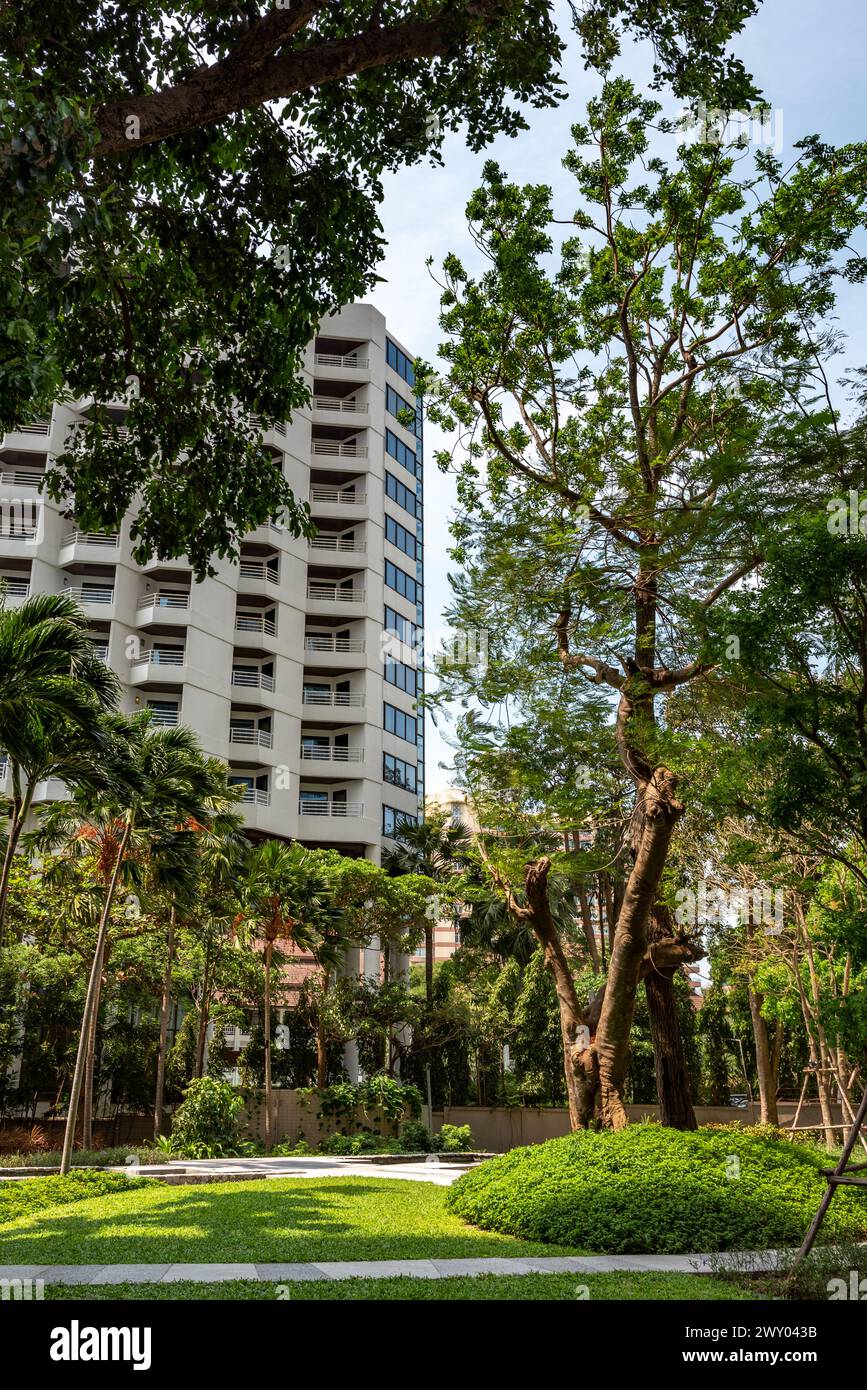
[0,1178,570,1264]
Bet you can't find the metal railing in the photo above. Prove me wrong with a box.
[62,529,119,547]
[2,580,29,599]
[134,649,185,668]
[239,560,279,583]
[64,586,114,605]
[312,396,368,414]
[306,584,365,603]
[0,524,38,540]
[300,745,364,762]
[248,415,287,437]
[304,635,365,653]
[299,799,364,818]
[229,726,273,749]
[309,536,366,553]
[147,708,179,726]
[312,440,368,458]
[309,487,366,506]
[301,690,364,707]
[0,469,45,486]
[137,592,190,613]
[235,613,276,636]
[239,786,271,806]
[231,668,274,691]
[313,353,369,370]
[5,418,51,436]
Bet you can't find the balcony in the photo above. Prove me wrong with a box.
[311,440,368,460]
[131,649,186,685]
[299,799,364,818]
[239,560,279,584]
[147,707,180,727]
[229,725,274,749]
[239,786,271,806]
[1,418,52,443]
[301,690,364,708]
[248,415,287,438]
[309,536,366,556]
[304,635,365,654]
[1,579,29,606]
[235,613,276,637]
[313,352,369,370]
[312,396,369,415]
[63,585,115,608]
[137,593,191,629]
[231,668,274,692]
[306,582,365,604]
[309,486,367,508]
[0,468,45,487]
[300,745,364,763]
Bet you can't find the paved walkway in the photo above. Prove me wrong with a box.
[113,1155,470,1187]
[0,1251,787,1285]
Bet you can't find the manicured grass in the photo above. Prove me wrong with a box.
[0,1176,579,1265]
[44,1273,763,1301]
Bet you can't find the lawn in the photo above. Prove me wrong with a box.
[45,1273,762,1301]
[0,1176,581,1266]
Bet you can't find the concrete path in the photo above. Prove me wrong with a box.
[0,1250,788,1286]
[113,1155,469,1187]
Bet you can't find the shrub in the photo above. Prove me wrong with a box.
[399,1120,433,1153]
[433,1123,474,1153]
[170,1076,244,1158]
[0,1171,156,1226]
[0,1146,165,1169]
[446,1126,867,1254]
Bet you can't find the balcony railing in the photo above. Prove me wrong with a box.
[239,786,271,806]
[64,586,114,605]
[0,523,38,540]
[5,419,51,437]
[313,353,369,370]
[304,635,365,654]
[231,669,274,691]
[134,649,185,667]
[0,469,45,486]
[137,592,190,614]
[301,690,364,707]
[309,536,366,554]
[90,645,110,665]
[306,583,365,603]
[148,708,179,726]
[309,487,366,506]
[239,561,279,583]
[248,414,287,438]
[236,614,276,636]
[62,529,119,548]
[300,745,364,762]
[299,799,364,818]
[312,396,369,414]
[230,726,274,749]
[2,580,29,600]
[312,440,368,458]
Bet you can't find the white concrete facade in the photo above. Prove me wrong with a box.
[0,302,424,865]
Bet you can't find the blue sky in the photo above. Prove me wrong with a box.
[369,0,867,791]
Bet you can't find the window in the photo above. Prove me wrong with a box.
[384,657,417,696]
[383,804,420,838]
[385,559,418,605]
[386,428,418,478]
[385,470,419,518]
[383,752,417,793]
[386,383,419,436]
[384,605,419,649]
[386,338,416,388]
[384,702,417,744]
[385,514,418,560]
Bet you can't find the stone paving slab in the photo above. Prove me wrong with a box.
[161,1263,259,1283]
[90,1264,173,1284]
[255,1263,332,1282]
[315,1259,442,1280]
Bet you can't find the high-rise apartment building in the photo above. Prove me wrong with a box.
[0,303,424,865]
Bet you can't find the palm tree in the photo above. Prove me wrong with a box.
[383,811,472,1006]
[35,713,223,1173]
[235,841,334,1151]
[0,592,120,937]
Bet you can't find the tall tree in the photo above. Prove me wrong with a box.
[423,80,867,1126]
[0,3,759,570]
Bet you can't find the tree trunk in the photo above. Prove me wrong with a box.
[60,815,132,1175]
[194,948,212,1078]
[424,920,434,1006]
[81,970,102,1151]
[0,776,36,941]
[263,941,273,1153]
[587,767,684,1129]
[747,986,778,1125]
[153,906,176,1140]
[574,883,600,972]
[644,905,697,1129]
[316,967,330,1089]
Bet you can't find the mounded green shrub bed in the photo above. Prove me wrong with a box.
[446,1126,867,1254]
[0,1171,157,1226]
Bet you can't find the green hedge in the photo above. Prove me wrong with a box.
[446,1126,867,1254]
[0,1171,157,1226]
